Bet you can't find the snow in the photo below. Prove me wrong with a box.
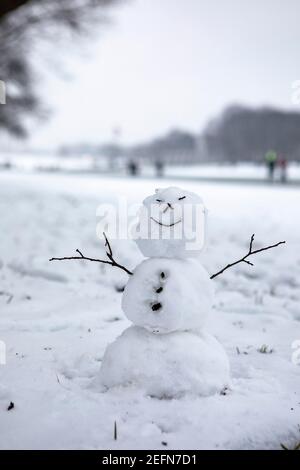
[134,186,206,258]
[1,152,300,183]
[166,162,300,182]
[0,170,300,450]
[122,258,213,334]
[96,327,230,398]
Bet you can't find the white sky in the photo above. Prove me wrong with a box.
[27,0,300,149]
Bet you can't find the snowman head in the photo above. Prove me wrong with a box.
[133,186,206,258]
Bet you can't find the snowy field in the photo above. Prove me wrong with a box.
[0,170,300,450]
[1,152,300,182]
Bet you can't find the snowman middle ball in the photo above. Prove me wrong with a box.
[122,257,214,334]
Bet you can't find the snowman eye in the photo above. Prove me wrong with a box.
[178,196,186,200]
[156,199,163,203]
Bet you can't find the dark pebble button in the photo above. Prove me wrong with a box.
[152,302,162,311]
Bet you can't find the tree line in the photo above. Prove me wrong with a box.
[1,3,300,163]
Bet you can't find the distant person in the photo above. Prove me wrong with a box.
[155,160,164,178]
[127,160,138,176]
[265,150,277,181]
[0,160,12,170]
[278,155,288,183]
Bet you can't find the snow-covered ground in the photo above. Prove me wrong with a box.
[167,162,300,181]
[0,170,299,450]
[1,152,300,182]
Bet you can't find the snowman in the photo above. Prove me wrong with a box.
[50,186,285,398]
[97,187,230,398]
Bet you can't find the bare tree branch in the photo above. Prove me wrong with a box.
[0,0,29,20]
[210,234,285,280]
[0,0,121,137]
[49,232,133,276]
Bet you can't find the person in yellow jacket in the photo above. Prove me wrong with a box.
[265,150,277,181]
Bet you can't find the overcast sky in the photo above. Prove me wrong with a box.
[27,0,300,149]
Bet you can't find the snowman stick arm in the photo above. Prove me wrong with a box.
[103,232,134,275]
[209,234,285,280]
[103,232,113,259]
[49,235,133,276]
[49,251,112,266]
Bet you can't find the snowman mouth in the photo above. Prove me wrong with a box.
[150,217,182,227]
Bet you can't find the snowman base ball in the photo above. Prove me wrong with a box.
[98,326,230,398]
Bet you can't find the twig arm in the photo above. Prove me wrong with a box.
[49,233,133,276]
[49,233,285,281]
[210,234,285,280]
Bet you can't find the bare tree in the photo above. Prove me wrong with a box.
[0,0,121,137]
[0,1,29,19]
